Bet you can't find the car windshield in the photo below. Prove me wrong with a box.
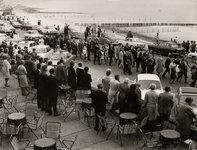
[170,44,179,48]
[138,80,162,90]
[51,53,60,60]
[179,95,197,108]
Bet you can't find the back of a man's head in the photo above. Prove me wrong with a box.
[97,83,103,89]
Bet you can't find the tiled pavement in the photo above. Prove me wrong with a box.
[0,56,192,150]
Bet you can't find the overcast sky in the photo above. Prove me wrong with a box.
[3,0,197,23]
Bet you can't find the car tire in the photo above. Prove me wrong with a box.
[192,57,197,63]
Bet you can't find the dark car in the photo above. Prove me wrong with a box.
[21,23,33,30]
[11,21,22,28]
[94,32,124,46]
[148,41,186,57]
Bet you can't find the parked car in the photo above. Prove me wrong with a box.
[21,23,33,30]
[40,26,58,34]
[170,87,197,122]
[118,38,146,49]
[28,45,50,53]
[24,30,43,40]
[148,41,186,57]
[0,26,13,36]
[96,32,124,45]
[188,52,197,63]
[32,25,43,32]
[6,37,24,45]
[0,33,10,41]
[18,41,37,50]
[134,74,163,100]
[11,21,22,28]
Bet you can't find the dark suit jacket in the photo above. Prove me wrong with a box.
[77,68,84,87]
[68,67,77,90]
[92,89,108,111]
[38,72,48,93]
[126,91,140,113]
[47,75,60,97]
[81,72,92,90]
[136,51,142,62]
[24,60,34,74]
[34,69,40,89]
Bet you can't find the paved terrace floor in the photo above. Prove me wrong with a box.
[0,56,191,150]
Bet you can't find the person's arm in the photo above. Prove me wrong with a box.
[186,107,197,119]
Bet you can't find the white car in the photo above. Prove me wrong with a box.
[134,74,163,100]
[28,45,50,53]
[40,26,58,34]
[24,30,43,39]
[118,38,145,49]
[0,33,10,41]
[188,52,197,63]
[37,50,72,66]
[18,41,37,50]
[170,87,197,122]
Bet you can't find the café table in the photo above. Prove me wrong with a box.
[59,85,71,96]
[160,129,181,149]
[119,112,137,126]
[81,98,92,110]
[7,112,27,137]
[34,138,57,150]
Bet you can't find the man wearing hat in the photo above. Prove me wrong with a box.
[158,86,174,127]
[142,83,159,132]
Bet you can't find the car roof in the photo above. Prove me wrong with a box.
[179,87,197,94]
[137,74,160,81]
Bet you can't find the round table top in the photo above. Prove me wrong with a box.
[34,138,56,148]
[120,112,137,120]
[161,129,180,139]
[8,112,25,120]
[82,98,92,104]
[60,85,71,90]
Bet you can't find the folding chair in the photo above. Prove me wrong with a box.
[24,113,45,139]
[25,85,37,102]
[62,135,78,150]
[117,116,149,147]
[97,114,116,140]
[25,102,38,124]
[84,107,94,127]
[9,134,30,150]
[41,122,63,146]
[4,95,19,113]
[62,97,80,122]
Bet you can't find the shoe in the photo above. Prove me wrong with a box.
[49,113,52,116]
[54,113,60,116]
[5,84,10,87]
[94,127,99,131]
[185,82,188,84]
[41,109,45,111]
[102,127,107,131]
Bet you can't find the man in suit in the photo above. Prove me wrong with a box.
[76,62,84,88]
[55,59,67,86]
[34,63,41,108]
[92,83,108,131]
[81,67,92,90]
[136,48,142,72]
[162,53,171,77]
[24,55,34,83]
[47,68,60,116]
[38,65,49,112]
[158,86,174,127]
[177,57,189,83]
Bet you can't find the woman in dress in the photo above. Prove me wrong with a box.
[118,78,130,114]
[108,74,120,110]
[2,55,11,87]
[169,59,177,84]
[17,60,29,96]
[156,53,164,77]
